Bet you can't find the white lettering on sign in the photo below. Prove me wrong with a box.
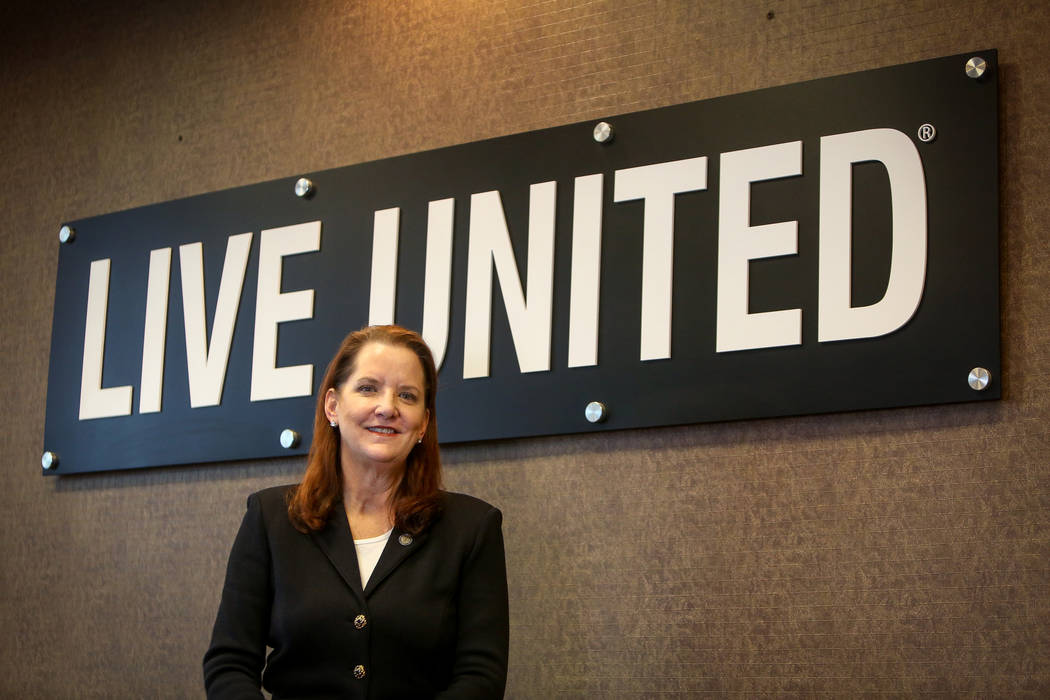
[567,174,603,368]
[78,224,322,419]
[355,199,457,370]
[421,198,455,368]
[75,128,929,419]
[614,157,708,361]
[716,140,803,352]
[464,182,557,379]
[180,233,253,408]
[818,128,927,341]
[79,259,134,420]
[250,221,321,402]
[140,247,172,413]
[368,208,399,327]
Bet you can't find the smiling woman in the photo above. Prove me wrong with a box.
[325,342,431,491]
[203,325,509,700]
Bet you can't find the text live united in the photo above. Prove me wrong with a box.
[77,127,927,421]
[44,52,1000,472]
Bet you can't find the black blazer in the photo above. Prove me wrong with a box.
[203,486,509,699]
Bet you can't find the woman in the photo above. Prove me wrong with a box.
[204,325,509,699]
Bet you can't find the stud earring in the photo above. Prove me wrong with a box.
[330,420,337,427]
[417,436,423,444]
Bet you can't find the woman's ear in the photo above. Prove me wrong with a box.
[323,388,338,423]
[420,408,430,442]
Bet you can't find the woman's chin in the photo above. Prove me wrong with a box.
[351,444,413,469]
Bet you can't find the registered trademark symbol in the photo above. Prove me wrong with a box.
[917,123,937,143]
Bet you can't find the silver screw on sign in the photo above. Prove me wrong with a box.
[41,451,59,470]
[584,401,608,423]
[592,121,614,144]
[294,178,314,198]
[965,56,987,79]
[968,367,991,391]
[280,429,301,448]
[58,225,75,244]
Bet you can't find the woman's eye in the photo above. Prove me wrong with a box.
[357,384,376,393]
[399,392,417,402]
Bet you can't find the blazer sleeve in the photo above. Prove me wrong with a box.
[203,493,272,700]
[436,506,510,699]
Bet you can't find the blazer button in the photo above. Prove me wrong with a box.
[353,664,366,680]
[353,614,367,629]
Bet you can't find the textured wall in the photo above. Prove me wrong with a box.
[2,0,1048,697]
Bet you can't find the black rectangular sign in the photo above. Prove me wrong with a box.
[44,51,1000,474]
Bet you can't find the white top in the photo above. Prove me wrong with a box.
[354,528,393,588]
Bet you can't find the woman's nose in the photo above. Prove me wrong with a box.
[374,390,398,417]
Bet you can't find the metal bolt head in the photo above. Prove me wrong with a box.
[294,177,314,198]
[917,123,937,143]
[965,56,987,79]
[41,451,59,470]
[968,367,991,391]
[58,225,75,244]
[584,401,607,423]
[592,121,614,144]
[279,429,300,448]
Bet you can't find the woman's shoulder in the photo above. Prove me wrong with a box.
[245,483,298,514]
[437,491,502,527]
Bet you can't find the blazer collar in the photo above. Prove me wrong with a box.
[311,504,430,600]
[311,507,366,602]
[364,526,428,597]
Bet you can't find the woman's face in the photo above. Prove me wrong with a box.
[325,342,430,473]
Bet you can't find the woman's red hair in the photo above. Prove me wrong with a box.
[287,325,444,534]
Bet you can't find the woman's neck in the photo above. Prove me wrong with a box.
[341,460,403,533]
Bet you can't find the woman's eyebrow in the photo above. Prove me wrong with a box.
[355,376,420,391]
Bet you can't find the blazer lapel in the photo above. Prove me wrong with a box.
[311,508,366,602]
[363,527,428,597]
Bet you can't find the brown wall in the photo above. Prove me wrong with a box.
[2,0,1048,697]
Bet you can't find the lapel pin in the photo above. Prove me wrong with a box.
[398,534,413,546]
